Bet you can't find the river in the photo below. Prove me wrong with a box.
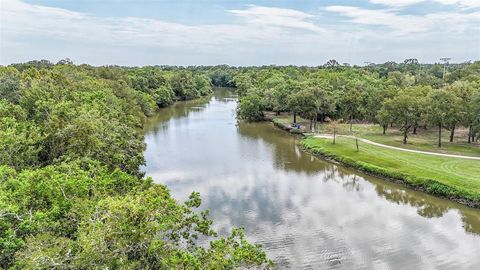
[143,88,480,269]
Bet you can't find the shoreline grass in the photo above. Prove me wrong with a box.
[301,136,480,208]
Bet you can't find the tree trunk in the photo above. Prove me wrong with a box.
[438,124,442,148]
[382,124,386,135]
[293,112,297,124]
[403,120,408,144]
[349,115,353,132]
[413,125,417,134]
[449,124,455,143]
[310,118,313,132]
[276,111,280,116]
[468,125,472,144]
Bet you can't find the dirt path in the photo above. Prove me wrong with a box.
[313,134,480,161]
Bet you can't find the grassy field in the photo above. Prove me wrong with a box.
[302,136,480,205]
[317,123,480,157]
[270,112,480,157]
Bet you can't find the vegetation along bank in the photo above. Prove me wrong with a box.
[0,60,273,269]
[234,59,480,207]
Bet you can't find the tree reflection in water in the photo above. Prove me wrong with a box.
[143,88,480,268]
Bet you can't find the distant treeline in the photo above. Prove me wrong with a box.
[228,59,480,146]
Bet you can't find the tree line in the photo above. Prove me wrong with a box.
[0,60,272,269]
[231,60,480,147]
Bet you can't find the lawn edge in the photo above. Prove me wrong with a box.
[300,136,480,208]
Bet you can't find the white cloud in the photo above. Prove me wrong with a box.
[325,5,480,35]
[369,0,480,8]
[0,0,478,65]
[0,1,328,50]
[227,5,326,33]
[369,0,425,7]
[325,6,429,34]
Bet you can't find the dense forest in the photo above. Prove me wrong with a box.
[0,60,271,269]
[1,58,480,268]
[231,60,480,147]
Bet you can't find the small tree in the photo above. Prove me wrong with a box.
[376,105,393,135]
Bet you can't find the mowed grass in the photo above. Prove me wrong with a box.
[302,136,480,197]
[317,123,480,157]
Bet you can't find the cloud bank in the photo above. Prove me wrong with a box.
[0,0,479,65]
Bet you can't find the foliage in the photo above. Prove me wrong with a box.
[0,67,22,103]
[426,88,463,146]
[237,94,265,122]
[0,63,270,269]
[153,85,176,107]
[227,60,480,147]
[378,88,426,143]
[0,162,271,269]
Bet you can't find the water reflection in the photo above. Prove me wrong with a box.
[143,96,211,136]
[143,89,480,269]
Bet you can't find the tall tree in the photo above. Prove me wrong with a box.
[341,82,363,131]
[426,89,463,147]
[380,91,423,144]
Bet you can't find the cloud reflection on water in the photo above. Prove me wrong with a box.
[143,89,480,269]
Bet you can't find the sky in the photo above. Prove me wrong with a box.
[0,0,479,66]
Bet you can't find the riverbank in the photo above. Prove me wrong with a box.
[300,136,480,208]
[318,123,480,157]
[264,112,306,135]
[264,113,480,207]
[144,90,480,268]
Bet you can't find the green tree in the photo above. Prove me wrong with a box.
[376,104,394,135]
[1,163,272,269]
[467,89,480,143]
[153,85,176,107]
[0,101,43,169]
[237,94,265,122]
[448,81,474,142]
[380,91,424,144]
[341,82,363,131]
[426,89,463,147]
[0,67,22,103]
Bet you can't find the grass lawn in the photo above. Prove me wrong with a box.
[316,123,480,157]
[268,112,480,156]
[302,136,480,203]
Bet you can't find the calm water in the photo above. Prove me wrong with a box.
[143,89,480,269]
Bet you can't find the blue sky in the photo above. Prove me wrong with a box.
[1,0,479,66]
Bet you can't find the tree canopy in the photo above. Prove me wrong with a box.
[0,62,272,269]
[230,60,480,146]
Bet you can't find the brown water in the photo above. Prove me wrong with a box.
[143,88,480,269]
